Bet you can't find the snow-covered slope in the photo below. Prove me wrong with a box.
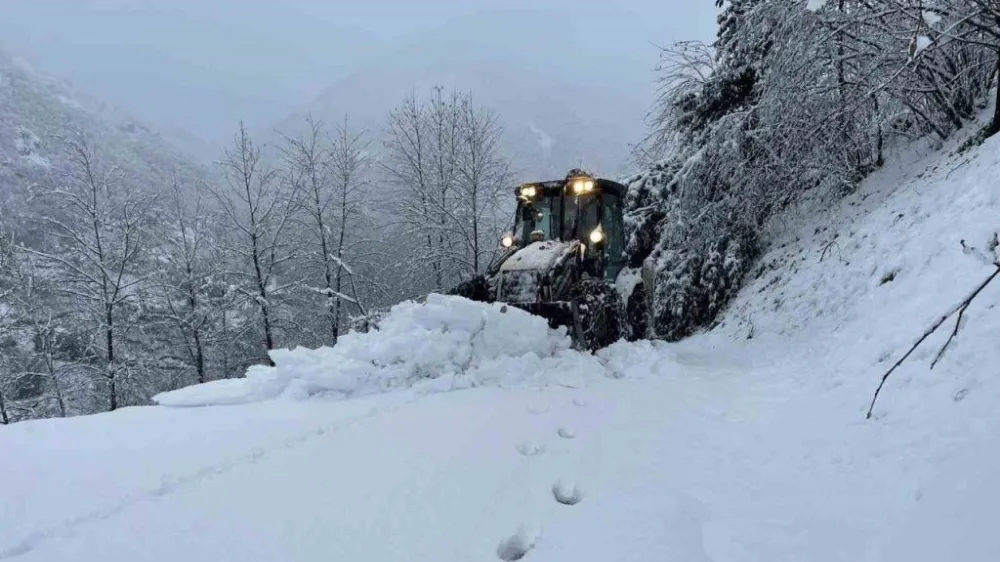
[0,47,208,220]
[533,123,1000,560]
[274,58,643,181]
[3,120,1000,560]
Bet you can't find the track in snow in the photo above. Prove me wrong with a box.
[0,400,414,560]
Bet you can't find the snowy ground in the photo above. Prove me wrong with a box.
[4,120,1000,561]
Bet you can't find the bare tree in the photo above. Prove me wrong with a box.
[26,135,152,411]
[13,262,74,419]
[327,117,373,328]
[152,176,224,384]
[212,122,296,364]
[383,92,440,292]
[0,225,17,423]
[383,88,513,291]
[0,227,71,422]
[282,115,372,344]
[454,99,512,274]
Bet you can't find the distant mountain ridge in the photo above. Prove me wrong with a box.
[0,46,210,221]
[274,57,646,182]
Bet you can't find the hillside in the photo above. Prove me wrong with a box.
[274,58,645,181]
[0,48,209,220]
[2,112,999,561]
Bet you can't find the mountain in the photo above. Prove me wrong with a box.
[272,19,652,182]
[0,47,210,221]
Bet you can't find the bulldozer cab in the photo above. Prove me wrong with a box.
[449,170,633,350]
[505,171,626,280]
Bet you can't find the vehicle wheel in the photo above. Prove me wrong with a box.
[567,280,623,352]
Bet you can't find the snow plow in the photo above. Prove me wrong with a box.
[449,169,644,351]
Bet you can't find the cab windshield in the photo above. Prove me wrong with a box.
[504,180,625,280]
[514,195,565,242]
[515,194,604,242]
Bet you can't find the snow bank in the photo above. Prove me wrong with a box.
[154,294,603,407]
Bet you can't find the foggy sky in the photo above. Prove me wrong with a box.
[0,0,717,145]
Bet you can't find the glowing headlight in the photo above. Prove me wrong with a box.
[520,185,537,198]
[571,178,595,194]
[589,225,604,244]
[501,234,515,248]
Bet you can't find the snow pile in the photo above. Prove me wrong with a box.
[154,294,603,407]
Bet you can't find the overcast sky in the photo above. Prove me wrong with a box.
[0,0,717,145]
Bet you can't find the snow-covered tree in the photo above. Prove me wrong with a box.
[211,122,297,364]
[628,0,997,341]
[282,115,373,345]
[25,135,153,412]
[382,88,512,293]
[0,225,17,423]
[149,176,232,385]
[453,98,512,275]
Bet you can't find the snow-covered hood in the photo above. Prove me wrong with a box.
[498,240,576,273]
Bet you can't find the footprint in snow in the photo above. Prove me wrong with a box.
[516,441,546,457]
[572,397,588,407]
[497,530,535,561]
[526,402,550,415]
[552,479,585,506]
[557,426,577,439]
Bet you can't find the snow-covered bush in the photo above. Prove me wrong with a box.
[623,163,759,341]
[624,0,997,342]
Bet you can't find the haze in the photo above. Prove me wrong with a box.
[0,0,716,171]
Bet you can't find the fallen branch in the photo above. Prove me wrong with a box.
[930,266,1000,369]
[867,261,1000,419]
[945,158,971,179]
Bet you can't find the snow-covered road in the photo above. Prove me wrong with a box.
[2,357,745,561]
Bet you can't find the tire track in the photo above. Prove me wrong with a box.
[0,398,417,560]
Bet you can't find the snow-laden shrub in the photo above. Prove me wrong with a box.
[649,248,705,341]
[624,163,759,341]
[700,229,758,319]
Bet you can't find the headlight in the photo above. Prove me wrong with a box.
[589,225,604,244]
[502,234,515,248]
[571,178,595,194]
[520,185,537,198]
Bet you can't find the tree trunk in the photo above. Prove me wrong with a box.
[193,329,206,384]
[250,232,276,365]
[221,309,232,378]
[874,95,885,167]
[106,306,116,411]
[0,388,8,424]
[258,292,275,366]
[46,351,67,417]
[183,257,207,384]
[334,177,354,342]
[988,51,1000,137]
[472,201,479,273]
[319,220,338,345]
